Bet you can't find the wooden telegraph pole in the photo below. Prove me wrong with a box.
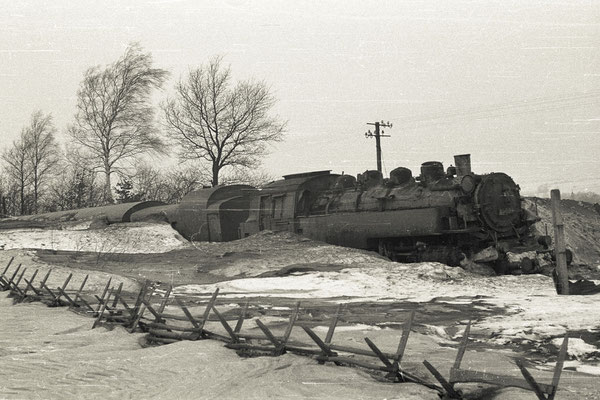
[365,121,392,173]
[551,189,569,295]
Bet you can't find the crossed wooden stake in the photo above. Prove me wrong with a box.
[423,321,569,400]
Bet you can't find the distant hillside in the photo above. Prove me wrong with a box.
[524,197,600,267]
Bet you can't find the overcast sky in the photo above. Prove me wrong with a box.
[1,0,599,194]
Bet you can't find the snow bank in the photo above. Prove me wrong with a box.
[552,338,600,360]
[175,262,471,302]
[0,222,190,253]
[0,292,439,399]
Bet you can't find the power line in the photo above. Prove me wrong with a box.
[393,90,600,127]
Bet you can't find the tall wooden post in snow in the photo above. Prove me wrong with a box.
[551,189,569,295]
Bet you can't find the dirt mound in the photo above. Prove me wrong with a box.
[524,197,600,268]
[190,230,390,278]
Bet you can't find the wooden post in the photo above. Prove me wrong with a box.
[71,275,89,310]
[157,284,172,314]
[551,189,569,295]
[234,301,249,333]
[0,256,14,284]
[325,304,342,344]
[21,269,39,296]
[95,277,113,312]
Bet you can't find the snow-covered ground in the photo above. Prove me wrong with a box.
[175,261,600,376]
[0,292,439,400]
[1,224,599,398]
[0,222,190,253]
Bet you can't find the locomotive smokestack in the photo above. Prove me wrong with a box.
[454,154,472,177]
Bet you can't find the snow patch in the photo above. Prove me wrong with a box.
[553,338,600,360]
[0,222,190,253]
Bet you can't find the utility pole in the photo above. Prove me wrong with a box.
[365,121,392,173]
[551,189,569,295]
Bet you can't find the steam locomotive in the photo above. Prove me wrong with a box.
[155,154,548,274]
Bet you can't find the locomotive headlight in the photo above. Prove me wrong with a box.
[460,175,476,194]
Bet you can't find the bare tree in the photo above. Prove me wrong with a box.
[163,56,286,186]
[47,149,104,211]
[124,162,209,203]
[2,132,32,215]
[69,43,169,203]
[220,168,275,188]
[24,111,59,213]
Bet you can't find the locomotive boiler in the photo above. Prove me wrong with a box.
[239,154,544,273]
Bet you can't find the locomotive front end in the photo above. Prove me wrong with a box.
[474,172,523,235]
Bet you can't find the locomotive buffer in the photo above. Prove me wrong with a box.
[365,121,393,173]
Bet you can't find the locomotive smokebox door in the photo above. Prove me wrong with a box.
[475,173,521,233]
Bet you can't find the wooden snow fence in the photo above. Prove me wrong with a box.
[0,257,571,399]
[423,321,569,400]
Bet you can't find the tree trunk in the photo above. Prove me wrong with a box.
[212,164,220,187]
[20,178,25,215]
[104,165,114,204]
[33,169,39,214]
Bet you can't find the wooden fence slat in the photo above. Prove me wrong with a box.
[234,301,249,333]
[301,326,336,357]
[23,278,42,297]
[132,280,149,317]
[148,328,198,341]
[95,277,112,312]
[175,298,201,330]
[453,320,471,370]
[4,264,22,290]
[1,256,14,278]
[364,337,393,369]
[14,267,27,288]
[157,284,172,314]
[449,368,553,394]
[111,282,123,308]
[78,297,95,313]
[548,334,568,400]
[21,269,39,296]
[280,302,300,349]
[148,322,199,333]
[212,304,238,342]
[423,360,462,399]
[38,269,52,291]
[71,275,89,310]
[325,304,342,344]
[56,287,79,308]
[142,299,165,323]
[199,289,219,331]
[41,282,59,302]
[255,319,281,348]
[10,267,27,297]
[516,359,548,400]
[92,289,113,329]
[55,273,73,302]
[393,310,414,369]
[118,296,132,312]
[316,354,391,372]
[128,304,147,333]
